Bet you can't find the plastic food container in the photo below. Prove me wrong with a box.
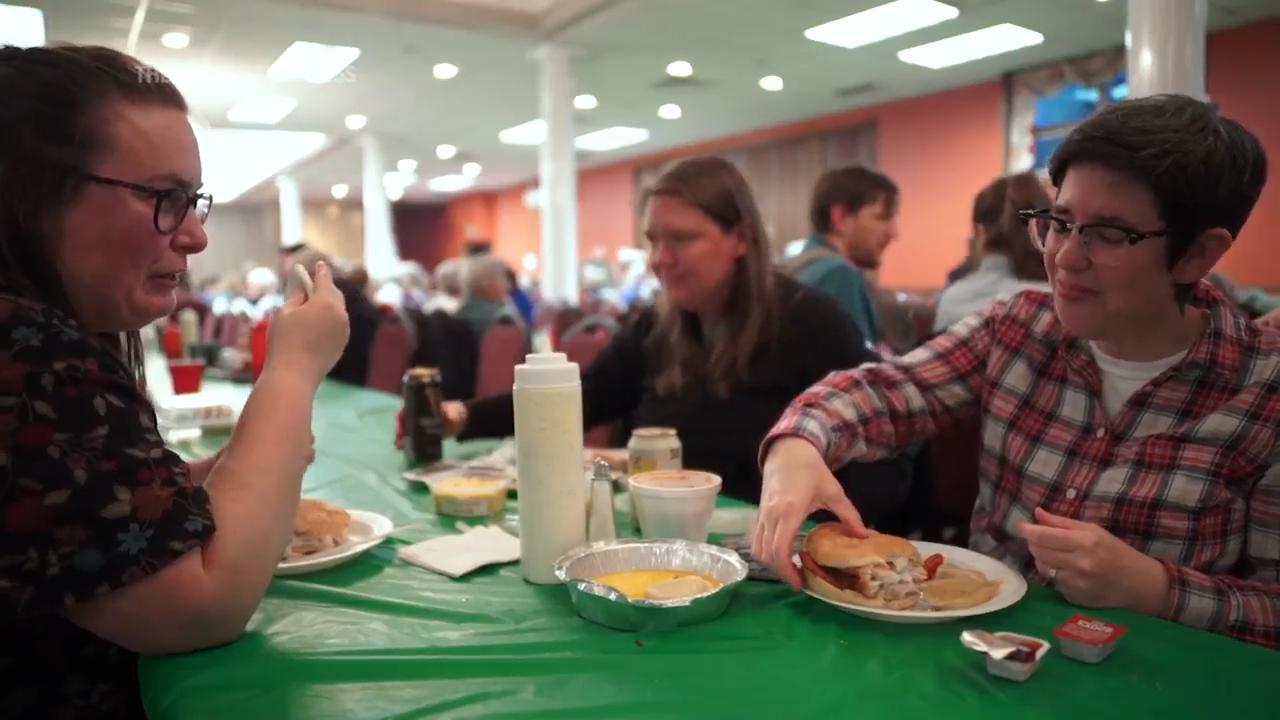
[1054,613,1127,663]
[429,474,512,518]
[984,632,1051,682]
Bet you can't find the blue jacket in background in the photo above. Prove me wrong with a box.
[789,235,882,345]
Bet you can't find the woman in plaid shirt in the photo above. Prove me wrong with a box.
[752,94,1278,649]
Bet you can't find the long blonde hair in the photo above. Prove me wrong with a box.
[645,157,778,398]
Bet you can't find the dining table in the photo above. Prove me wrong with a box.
[140,379,1279,719]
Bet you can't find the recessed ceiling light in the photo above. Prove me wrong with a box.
[161,31,190,50]
[190,123,328,203]
[330,183,350,200]
[500,119,652,151]
[462,162,482,178]
[226,95,298,125]
[758,75,784,92]
[433,62,459,80]
[267,41,361,84]
[397,158,418,174]
[804,0,959,50]
[0,4,45,47]
[666,60,693,78]
[435,144,458,160]
[897,23,1044,69]
[499,119,547,146]
[385,184,405,201]
[427,174,474,193]
[344,113,367,131]
[575,126,650,152]
[657,103,682,120]
[574,93,599,110]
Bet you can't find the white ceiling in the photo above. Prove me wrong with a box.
[25,0,1280,203]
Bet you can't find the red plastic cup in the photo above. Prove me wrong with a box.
[250,319,269,382]
[168,359,206,394]
[162,321,184,359]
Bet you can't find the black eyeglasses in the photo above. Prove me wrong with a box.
[1017,208,1168,266]
[83,174,213,233]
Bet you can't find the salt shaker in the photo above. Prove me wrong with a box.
[587,459,617,542]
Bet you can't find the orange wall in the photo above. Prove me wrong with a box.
[578,164,636,263]
[878,83,1005,289]
[450,17,1280,290]
[1206,18,1280,289]
[491,187,539,269]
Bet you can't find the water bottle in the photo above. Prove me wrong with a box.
[513,352,585,584]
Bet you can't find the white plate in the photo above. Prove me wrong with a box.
[275,510,394,576]
[800,541,1027,624]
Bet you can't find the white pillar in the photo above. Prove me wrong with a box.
[534,44,579,304]
[358,134,400,280]
[274,175,304,249]
[1127,0,1207,99]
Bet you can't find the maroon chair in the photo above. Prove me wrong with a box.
[365,318,411,394]
[474,322,526,398]
[217,314,243,349]
[563,326,618,447]
[200,312,220,344]
[920,414,983,544]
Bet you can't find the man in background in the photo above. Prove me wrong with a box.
[788,166,899,347]
[458,254,519,340]
[425,257,465,314]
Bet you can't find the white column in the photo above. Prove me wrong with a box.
[1127,0,1207,99]
[358,134,400,280]
[534,44,579,304]
[274,175,304,249]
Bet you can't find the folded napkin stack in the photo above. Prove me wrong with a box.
[396,525,521,578]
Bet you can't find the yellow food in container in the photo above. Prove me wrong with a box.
[430,475,510,517]
[593,569,721,601]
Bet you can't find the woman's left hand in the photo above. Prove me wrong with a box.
[1020,507,1170,615]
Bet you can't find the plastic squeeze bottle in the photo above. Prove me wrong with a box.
[513,352,586,583]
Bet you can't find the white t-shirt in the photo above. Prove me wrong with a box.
[1089,343,1186,420]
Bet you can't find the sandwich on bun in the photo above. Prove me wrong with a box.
[284,498,351,560]
[799,524,930,610]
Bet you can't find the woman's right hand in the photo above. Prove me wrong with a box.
[264,261,350,385]
[752,436,871,589]
[441,401,467,437]
[1257,307,1280,331]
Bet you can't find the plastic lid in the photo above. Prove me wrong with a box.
[514,352,580,388]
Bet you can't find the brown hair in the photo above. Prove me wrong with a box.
[1049,94,1266,305]
[809,166,899,235]
[0,44,189,382]
[972,173,1050,281]
[645,157,778,398]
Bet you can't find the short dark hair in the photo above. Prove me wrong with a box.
[1048,94,1267,292]
[809,166,899,235]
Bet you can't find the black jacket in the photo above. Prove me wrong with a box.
[462,275,882,503]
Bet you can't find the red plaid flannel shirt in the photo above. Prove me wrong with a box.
[766,284,1280,648]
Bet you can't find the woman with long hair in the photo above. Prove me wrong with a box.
[443,156,903,508]
[0,45,349,716]
[932,172,1051,331]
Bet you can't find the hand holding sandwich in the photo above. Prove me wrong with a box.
[1021,507,1170,615]
[753,437,872,589]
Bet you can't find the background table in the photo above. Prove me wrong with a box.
[141,381,1278,719]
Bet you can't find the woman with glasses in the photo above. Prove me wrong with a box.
[752,94,1279,649]
[437,156,910,514]
[0,45,350,717]
[931,172,1051,331]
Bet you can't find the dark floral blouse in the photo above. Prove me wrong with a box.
[0,295,216,719]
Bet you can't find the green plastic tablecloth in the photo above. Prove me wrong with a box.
[140,381,1278,719]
